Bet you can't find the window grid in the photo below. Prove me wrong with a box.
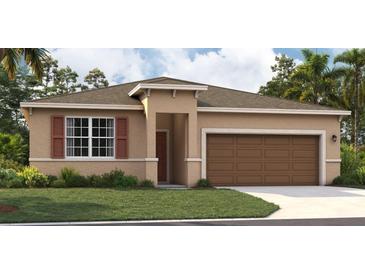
[65,117,115,158]
[66,118,89,157]
[92,118,114,157]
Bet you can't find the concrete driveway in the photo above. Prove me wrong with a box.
[225,186,365,219]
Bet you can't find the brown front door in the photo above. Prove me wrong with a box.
[156,131,167,182]
[207,134,319,186]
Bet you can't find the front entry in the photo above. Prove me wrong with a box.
[156,131,168,183]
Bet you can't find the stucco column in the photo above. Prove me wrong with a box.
[145,108,158,185]
[185,111,201,187]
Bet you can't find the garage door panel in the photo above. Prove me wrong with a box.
[292,136,317,145]
[292,162,318,171]
[236,135,263,145]
[237,162,263,171]
[207,134,319,186]
[264,175,291,184]
[208,149,234,158]
[237,176,263,185]
[208,162,234,171]
[209,176,234,185]
[292,175,317,185]
[265,162,290,171]
[293,150,317,158]
[208,135,234,145]
[264,149,290,158]
[264,136,290,145]
[236,149,262,158]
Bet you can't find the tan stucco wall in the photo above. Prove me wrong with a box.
[28,108,148,178]
[141,90,198,185]
[197,112,341,185]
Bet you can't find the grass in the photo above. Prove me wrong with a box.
[0,188,279,223]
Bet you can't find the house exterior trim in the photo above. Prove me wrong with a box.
[29,158,159,162]
[20,102,144,110]
[128,83,208,96]
[197,107,351,116]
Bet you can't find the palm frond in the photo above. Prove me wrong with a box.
[23,48,49,80]
[0,49,20,80]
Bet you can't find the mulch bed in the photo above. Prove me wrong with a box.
[0,204,18,213]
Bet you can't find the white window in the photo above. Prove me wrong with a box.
[91,118,114,157]
[66,117,114,158]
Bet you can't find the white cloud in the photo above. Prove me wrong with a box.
[50,48,147,85]
[49,48,279,92]
[157,48,276,92]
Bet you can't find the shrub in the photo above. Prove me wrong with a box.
[102,169,125,187]
[355,166,365,184]
[139,179,155,188]
[60,167,80,182]
[0,155,24,171]
[17,166,49,188]
[47,175,58,184]
[332,174,358,185]
[50,179,66,188]
[196,178,211,188]
[341,143,361,175]
[0,133,28,165]
[65,174,91,187]
[0,168,25,188]
[88,175,106,188]
[116,175,138,187]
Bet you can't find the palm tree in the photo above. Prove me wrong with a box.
[284,49,341,104]
[334,48,365,151]
[0,48,48,80]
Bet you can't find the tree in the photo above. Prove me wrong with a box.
[284,49,341,104]
[53,66,80,95]
[40,55,59,96]
[82,68,109,90]
[0,65,38,136]
[259,54,296,97]
[334,48,365,151]
[0,48,48,80]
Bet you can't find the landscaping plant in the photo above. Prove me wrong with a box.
[17,166,49,188]
[196,178,211,188]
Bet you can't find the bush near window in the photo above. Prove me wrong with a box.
[0,155,24,171]
[139,179,155,188]
[50,178,66,188]
[116,175,139,188]
[196,178,211,188]
[0,168,25,188]
[0,133,28,165]
[17,166,49,188]
[0,166,155,189]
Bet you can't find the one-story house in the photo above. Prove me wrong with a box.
[20,77,350,187]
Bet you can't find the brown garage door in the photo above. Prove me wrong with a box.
[207,134,319,186]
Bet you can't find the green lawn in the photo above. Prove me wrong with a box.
[0,188,279,223]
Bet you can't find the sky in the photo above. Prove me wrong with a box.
[50,48,346,93]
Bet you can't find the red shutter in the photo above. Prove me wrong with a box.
[115,117,128,158]
[51,116,65,158]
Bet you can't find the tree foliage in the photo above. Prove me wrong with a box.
[259,54,296,97]
[82,68,109,90]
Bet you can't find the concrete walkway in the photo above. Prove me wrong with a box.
[225,186,365,219]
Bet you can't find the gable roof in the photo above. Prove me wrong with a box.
[28,76,340,111]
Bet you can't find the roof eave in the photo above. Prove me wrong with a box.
[128,83,208,97]
[20,102,144,110]
[197,107,351,116]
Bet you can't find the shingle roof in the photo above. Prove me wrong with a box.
[32,76,337,111]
